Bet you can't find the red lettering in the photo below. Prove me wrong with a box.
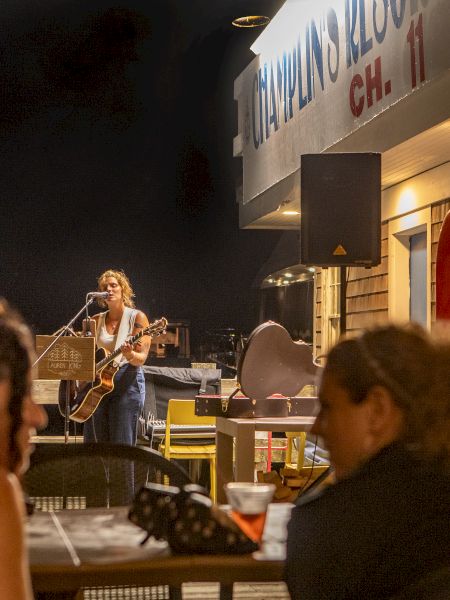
[407,19,416,87]
[349,74,365,117]
[365,57,383,108]
[416,14,426,83]
[407,14,426,89]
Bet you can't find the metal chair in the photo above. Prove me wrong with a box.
[159,399,216,502]
[24,442,191,510]
[284,432,307,470]
[26,443,191,600]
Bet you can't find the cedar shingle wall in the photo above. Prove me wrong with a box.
[345,223,389,334]
[314,224,388,354]
[314,270,322,353]
[314,199,450,351]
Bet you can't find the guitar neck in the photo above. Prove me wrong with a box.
[95,317,167,372]
[96,330,145,371]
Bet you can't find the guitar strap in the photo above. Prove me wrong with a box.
[115,307,138,366]
[97,307,138,366]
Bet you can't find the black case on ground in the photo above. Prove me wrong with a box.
[195,394,318,418]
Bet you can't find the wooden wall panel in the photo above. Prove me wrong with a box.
[344,223,389,336]
[347,310,389,330]
[314,222,388,352]
[314,200,450,351]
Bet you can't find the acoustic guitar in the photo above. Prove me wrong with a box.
[58,317,167,423]
[238,320,320,401]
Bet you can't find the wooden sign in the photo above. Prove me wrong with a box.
[35,336,95,381]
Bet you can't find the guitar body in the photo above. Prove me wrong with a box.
[58,379,80,418]
[58,348,119,423]
[238,321,320,400]
[57,317,167,424]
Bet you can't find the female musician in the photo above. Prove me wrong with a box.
[0,300,48,600]
[83,269,151,445]
[285,323,450,599]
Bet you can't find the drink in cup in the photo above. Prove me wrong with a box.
[224,482,275,543]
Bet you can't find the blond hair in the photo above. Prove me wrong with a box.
[96,269,135,308]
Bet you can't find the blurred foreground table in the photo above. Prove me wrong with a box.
[215,416,316,503]
[28,504,293,599]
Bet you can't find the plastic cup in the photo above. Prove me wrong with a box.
[224,482,275,543]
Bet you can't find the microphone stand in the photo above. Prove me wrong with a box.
[33,296,97,443]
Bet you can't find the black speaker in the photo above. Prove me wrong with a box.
[300,153,381,267]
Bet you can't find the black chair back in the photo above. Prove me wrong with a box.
[24,443,191,509]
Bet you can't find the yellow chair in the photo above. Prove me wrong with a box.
[285,431,307,470]
[284,433,332,491]
[159,399,217,502]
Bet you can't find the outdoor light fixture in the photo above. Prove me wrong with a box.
[262,265,315,289]
[232,15,270,28]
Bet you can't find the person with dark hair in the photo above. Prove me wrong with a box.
[285,323,450,599]
[0,299,47,600]
[83,269,151,445]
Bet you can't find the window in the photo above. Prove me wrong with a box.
[388,208,431,327]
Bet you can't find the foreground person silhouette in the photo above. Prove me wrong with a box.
[0,301,47,600]
[285,324,450,600]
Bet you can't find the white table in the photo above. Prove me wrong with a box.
[215,416,315,503]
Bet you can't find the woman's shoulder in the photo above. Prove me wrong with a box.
[133,309,149,325]
[0,470,32,600]
[0,469,23,517]
[91,312,107,320]
[0,467,17,492]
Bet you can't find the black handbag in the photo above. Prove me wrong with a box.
[129,483,258,554]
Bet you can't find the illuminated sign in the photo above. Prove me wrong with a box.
[234,0,449,203]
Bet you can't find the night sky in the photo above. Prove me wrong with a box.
[0,0,283,354]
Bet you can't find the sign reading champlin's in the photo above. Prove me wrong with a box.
[234,0,450,204]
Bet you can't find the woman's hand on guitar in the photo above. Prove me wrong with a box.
[121,341,135,363]
[121,312,152,366]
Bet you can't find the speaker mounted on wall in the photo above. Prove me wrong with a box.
[300,153,381,267]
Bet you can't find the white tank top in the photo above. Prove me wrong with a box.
[96,308,138,365]
[97,326,116,353]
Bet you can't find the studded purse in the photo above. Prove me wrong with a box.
[128,483,258,554]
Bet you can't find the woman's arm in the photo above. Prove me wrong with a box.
[0,471,34,600]
[121,310,151,366]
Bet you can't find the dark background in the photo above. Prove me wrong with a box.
[0,0,286,355]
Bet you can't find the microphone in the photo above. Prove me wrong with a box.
[87,291,109,299]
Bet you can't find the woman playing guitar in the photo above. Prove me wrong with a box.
[83,269,151,446]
